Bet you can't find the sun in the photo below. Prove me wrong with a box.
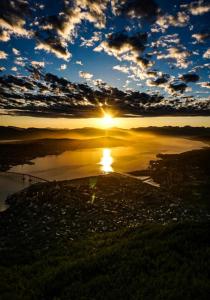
[101,113,116,128]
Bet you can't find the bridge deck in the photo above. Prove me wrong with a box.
[0,171,49,182]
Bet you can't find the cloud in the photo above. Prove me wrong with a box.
[146,73,170,86]
[136,56,154,69]
[34,0,109,60]
[0,71,209,117]
[203,48,210,59]
[0,0,31,41]
[113,65,129,73]
[192,32,210,43]
[198,82,210,89]
[188,1,210,15]
[35,33,72,61]
[77,0,109,29]
[151,34,180,47]
[0,50,7,59]
[60,64,67,70]
[11,66,18,72]
[95,32,147,65]
[113,0,159,22]
[79,71,93,80]
[180,73,200,82]
[157,47,191,69]
[14,57,26,67]
[80,31,101,47]
[167,82,187,94]
[31,61,45,68]
[156,11,189,32]
[0,28,10,41]
[0,0,209,114]
[76,60,83,65]
[12,48,20,56]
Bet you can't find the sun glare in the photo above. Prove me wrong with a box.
[100,113,116,128]
[100,148,113,173]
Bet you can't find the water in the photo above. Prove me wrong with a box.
[0,173,34,211]
[0,134,207,211]
[10,135,206,180]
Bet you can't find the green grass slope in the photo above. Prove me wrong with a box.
[0,222,210,300]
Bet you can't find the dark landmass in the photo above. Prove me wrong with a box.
[1,125,210,141]
[0,136,128,171]
[1,128,210,299]
[1,146,210,299]
[0,125,210,172]
[0,126,131,140]
[132,126,210,143]
[130,148,210,208]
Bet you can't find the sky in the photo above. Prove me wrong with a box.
[0,0,210,122]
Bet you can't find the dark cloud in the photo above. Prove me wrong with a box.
[0,0,31,40]
[147,73,170,86]
[168,82,187,94]
[180,73,200,83]
[35,31,71,61]
[0,71,210,118]
[95,32,148,65]
[136,56,153,69]
[107,32,147,53]
[114,0,159,22]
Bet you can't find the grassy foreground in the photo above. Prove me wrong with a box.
[0,222,210,300]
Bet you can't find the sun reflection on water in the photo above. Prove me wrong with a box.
[100,148,113,173]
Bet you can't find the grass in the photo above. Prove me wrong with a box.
[0,222,210,300]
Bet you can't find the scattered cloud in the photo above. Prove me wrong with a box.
[156,11,189,32]
[0,70,209,118]
[11,66,18,72]
[31,61,45,68]
[180,73,200,82]
[192,32,210,43]
[167,82,187,94]
[198,82,210,89]
[0,28,10,41]
[60,64,67,70]
[76,60,83,65]
[188,1,210,15]
[203,48,210,59]
[12,48,20,56]
[35,35,72,61]
[0,50,7,59]
[113,65,129,73]
[0,0,31,41]
[79,71,93,80]
[157,46,191,69]
[95,32,148,65]
[113,0,159,22]
[147,73,170,86]
[80,31,101,47]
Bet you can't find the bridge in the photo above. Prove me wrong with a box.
[0,170,158,187]
[0,171,49,183]
[113,171,160,188]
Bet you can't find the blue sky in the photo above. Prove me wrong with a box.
[0,0,210,118]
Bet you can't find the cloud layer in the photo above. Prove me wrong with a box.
[0,68,209,118]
